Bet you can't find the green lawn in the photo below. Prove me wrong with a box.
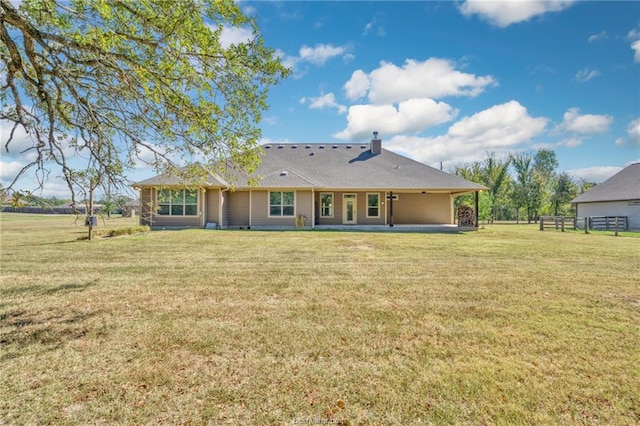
[1,213,638,424]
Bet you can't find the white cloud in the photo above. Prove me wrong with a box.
[334,98,457,141]
[0,160,25,181]
[343,70,370,101]
[631,40,640,63]
[560,137,583,148]
[302,93,347,115]
[458,0,574,27]
[560,108,613,134]
[588,31,607,43]
[383,100,548,167]
[209,24,253,49]
[0,121,37,160]
[363,18,385,37]
[627,29,640,40]
[567,166,622,183]
[344,58,496,104]
[299,44,346,65]
[627,118,640,146]
[575,68,601,83]
[277,44,351,77]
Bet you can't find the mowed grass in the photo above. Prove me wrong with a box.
[1,213,638,425]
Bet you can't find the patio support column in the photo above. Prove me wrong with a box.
[475,191,479,227]
[311,189,315,230]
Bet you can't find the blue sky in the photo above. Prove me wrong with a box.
[2,0,639,197]
[246,0,639,181]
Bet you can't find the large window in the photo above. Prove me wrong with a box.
[157,189,198,216]
[269,191,295,216]
[320,193,333,217]
[367,193,380,218]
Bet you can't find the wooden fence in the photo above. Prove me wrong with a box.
[540,215,628,233]
[583,216,628,231]
[539,216,576,231]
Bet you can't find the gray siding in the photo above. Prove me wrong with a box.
[576,200,640,230]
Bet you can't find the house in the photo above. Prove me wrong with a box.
[133,135,487,230]
[571,162,640,230]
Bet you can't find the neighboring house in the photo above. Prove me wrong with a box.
[133,136,487,230]
[571,162,640,230]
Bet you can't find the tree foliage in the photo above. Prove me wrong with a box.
[0,0,289,205]
[454,149,591,223]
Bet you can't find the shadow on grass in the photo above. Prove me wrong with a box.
[0,279,98,298]
[0,308,102,361]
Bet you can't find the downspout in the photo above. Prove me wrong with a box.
[249,189,252,229]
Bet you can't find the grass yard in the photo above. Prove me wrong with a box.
[1,213,638,424]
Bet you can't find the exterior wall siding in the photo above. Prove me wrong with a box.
[387,192,452,225]
[227,190,250,227]
[205,188,221,226]
[576,201,640,230]
[139,187,202,227]
[139,187,460,228]
[249,190,313,228]
[139,188,153,226]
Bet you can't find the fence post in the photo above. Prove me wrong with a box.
[561,217,565,232]
[584,217,588,234]
[615,217,619,236]
[539,217,544,231]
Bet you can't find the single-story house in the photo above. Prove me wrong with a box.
[133,136,487,230]
[571,162,640,230]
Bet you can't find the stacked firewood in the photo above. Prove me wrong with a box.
[457,205,475,226]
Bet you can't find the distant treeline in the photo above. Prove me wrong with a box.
[1,206,103,215]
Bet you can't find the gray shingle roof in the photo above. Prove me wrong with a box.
[571,162,640,203]
[135,143,487,193]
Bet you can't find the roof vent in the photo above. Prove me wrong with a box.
[309,152,315,156]
[265,145,272,149]
[305,145,311,149]
[292,145,298,149]
[319,145,325,149]
[360,145,367,149]
[332,145,338,148]
[280,170,288,176]
[346,145,352,149]
[278,145,284,149]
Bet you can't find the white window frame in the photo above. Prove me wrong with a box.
[268,190,296,217]
[366,192,380,218]
[157,188,198,216]
[320,192,334,218]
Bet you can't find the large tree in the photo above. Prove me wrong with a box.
[0,0,288,205]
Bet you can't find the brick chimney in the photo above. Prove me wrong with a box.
[371,131,381,155]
